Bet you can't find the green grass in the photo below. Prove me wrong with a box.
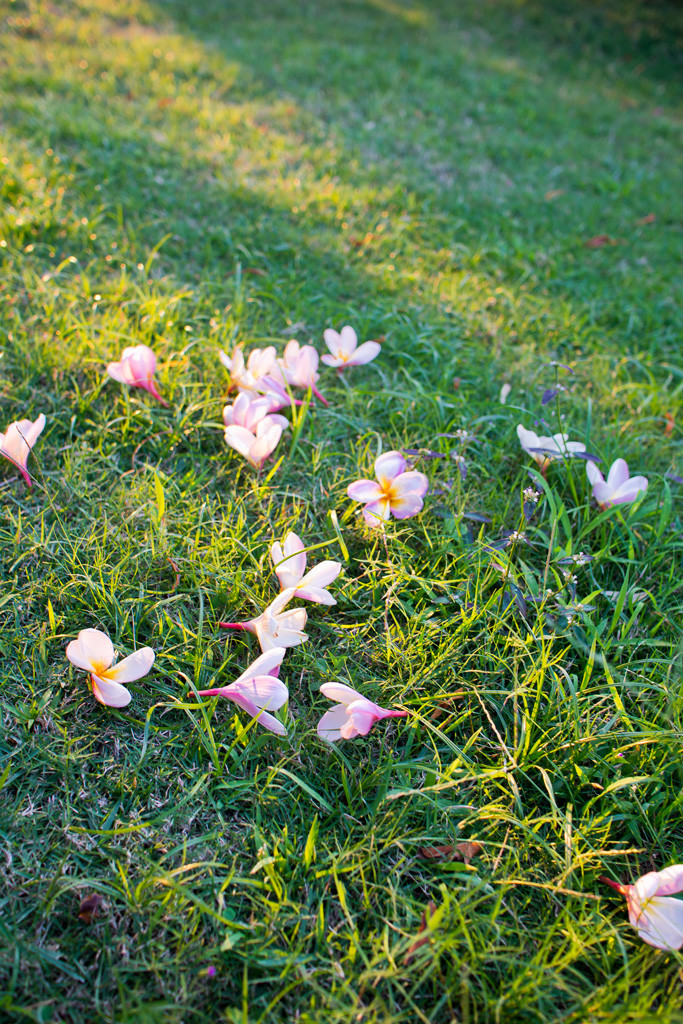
[1,0,682,1021]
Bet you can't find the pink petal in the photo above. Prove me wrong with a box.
[317,704,352,742]
[224,424,257,461]
[344,707,377,737]
[106,361,132,384]
[321,353,344,368]
[91,675,132,708]
[297,560,341,590]
[391,471,429,500]
[606,458,630,492]
[611,476,648,504]
[103,647,155,683]
[250,419,282,467]
[232,647,287,685]
[655,865,683,897]
[374,450,407,488]
[586,461,604,488]
[390,492,425,519]
[229,675,289,712]
[347,478,383,502]
[78,629,114,672]
[22,414,46,449]
[347,341,380,366]
[271,533,306,588]
[337,326,358,357]
[226,690,287,735]
[320,681,364,704]
[295,586,337,606]
[362,498,391,525]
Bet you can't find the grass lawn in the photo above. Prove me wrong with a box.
[1,0,682,1020]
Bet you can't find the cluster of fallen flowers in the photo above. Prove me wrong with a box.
[3,324,674,951]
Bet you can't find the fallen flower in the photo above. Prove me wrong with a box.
[317,682,407,741]
[106,345,168,406]
[279,340,328,405]
[586,458,648,509]
[0,413,46,486]
[270,532,342,605]
[600,866,683,950]
[219,345,281,394]
[347,450,429,527]
[223,395,286,469]
[220,589,308,653]
[195,647,289,736]
[66,627,154,707]
[516,424,586,473]
[321,325,381,369]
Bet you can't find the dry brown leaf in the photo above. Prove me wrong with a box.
[664,412,675,437]
[418,840,483,864]
[157,97,174,109]
[404,900,436,964]
[584,235,619,249]
[636,213,656,225]
[544,189,565,201]
[77,893,103,923]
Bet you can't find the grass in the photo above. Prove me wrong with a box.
[0,0,682,1020]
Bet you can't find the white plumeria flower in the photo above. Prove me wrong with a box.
[587,458,648,509]
[0,413,46,486]
[195,647,289,736]
[223,393,286,469]
[347,450,429,527]
[278,340,327,404]
[316,682,407,742]
[66,628,155,707]
[321,326,381,369]
[270,532,342,606]
[516,424,586,473]
[602,865,683,950]
[219,345,283,394]
[220,589,308,653]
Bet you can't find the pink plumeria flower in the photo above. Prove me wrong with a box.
[270,532,342,606]
[220,588,308,653]
[195,647,289,736]
[223,394,286,469]
[106,345,168,406]
[601,866,683,950]
[278,340,328,405]
[587,458,648,509]
[316,682,407,742]
[219,345,283,394]
[322,326,380,369]
[253,375,298,413]
[347,450,429,527]
[516,424,586,475]
[0,413,46,486]
[65,627,155,708]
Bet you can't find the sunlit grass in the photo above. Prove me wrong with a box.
[0,0,682,1021]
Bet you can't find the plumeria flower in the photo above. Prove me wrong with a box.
[516,424,586,474]
[65,628,155,708]
[223,395,286,469]
[0,413,46,486]
[219,345,282,394]
[347,450,429,527]
[600,866,683,950]
[278,340,328,405]
[317,682,407,742]
[106,345,168,406]
[254,375,298,413]
[195,647,289,736]
[220,589,308,653]
[587,458,648,509]
[321,326,380,369]
[270,532,342,605]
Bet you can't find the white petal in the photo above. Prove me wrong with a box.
[375,450,407,488]
[655,865,683,896]
[74,629,114,673]
[317,704,351,742]
[91,675,132,708]
[224,424,257,460]
[103,647,155,683]
[347,341,380,366]
[586,461,604,487]
[320,681,364,705]
[297,560,341,590]
[347,479,383,502]
[606,458,630,492]
[233,647,286,685]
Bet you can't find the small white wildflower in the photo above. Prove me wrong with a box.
[523,487,540,503]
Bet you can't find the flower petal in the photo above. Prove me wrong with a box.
[230,675,289,711]
[655,865,683,897]
[347,341,380,366]
[317,704,352,742]
[91,675,132,708]
[272,533,306,588]
[362,498,392,525]
[586,461,604,487]
[297,560,341,590]
[390,491,425,519]
[606,459,630,491]
[611,476,648,504]
[347,478,383,502]
[320,681,364,704]
[374,450,407,488]
[102,647,155,683]
[76,629,114,673]
[391,471,429,500]
[232,647,287,685]
[321,353,344,368]
[226,690,287,735]
[224,424,256,460]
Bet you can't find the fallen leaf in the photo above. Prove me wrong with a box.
[544,189,565,201]
[636,213,656,225]
[584,235,619,248]
[664,412,675,437]
[418,841,483,864]
[404,901,436,964]
[452,377,461,390]
[243,267,267,276]
[157,97,174,109]
[77,893,103,923]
